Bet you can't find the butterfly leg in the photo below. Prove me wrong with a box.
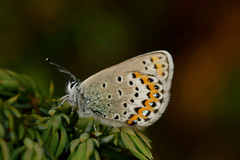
[71,106,76,114]
[93,124,97,132]
[91,112,97,132]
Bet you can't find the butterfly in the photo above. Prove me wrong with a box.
[47,50,174,130]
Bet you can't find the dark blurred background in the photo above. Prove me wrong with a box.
[1,0,240,159]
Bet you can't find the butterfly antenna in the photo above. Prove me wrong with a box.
[46,58,77,81]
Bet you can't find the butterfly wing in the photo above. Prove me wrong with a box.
[79,50,174,130]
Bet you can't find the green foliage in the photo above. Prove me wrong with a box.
[0,69,153,160]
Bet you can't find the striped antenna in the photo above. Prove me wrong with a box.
[46,58,77,81]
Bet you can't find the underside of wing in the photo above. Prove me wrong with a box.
[80,50,174,130]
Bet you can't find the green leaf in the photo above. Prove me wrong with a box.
[117,137,127,149]
[42,144,54,159]
[0,69,12,80]
[26,128,35,140]
[93,149,100,160]
[0,123,5,137]
[34,130,43,146]
[0,138,10,160]
[91,138,100,148]
[86,138,94,158]
[11,146,26,160]
[136,131,152,149]
[106,126,113,133]
[3,94,19,105]
[69,111,79,126]
[113,133,118,146]
[74,141,87,160]
[52,115,62,132]
[69,139,80,153]
[22,148,34,160]
[65,134,69,152]
[80,133,90,142]
[129,134,152,159]
[58,106,71,115]
[84,116,94,133]
[48,109,57,115]
[51,116,61,130]
[109,127,120,134]
[120,131,148,160]
[67,152,74,160]
[24,137,34,149]
[33,143,43,160]
[4,108,15,141]
[45,134,52,147]
[27,114,43,121]
[104,144,122,152]
[55,126,68,158]
[33,123,48,130]
[90,132,103,138]
[41,118,53,142]
[59,113,70,124]
[6,105,21,118]
[49,130,59,156]
[121,127,136,136]
[49,81,54,101]
[100,125,108,133]
[99,134,116,144]
[18,123,25,140]
[38,117,52,123]
[38,108,51,116]
[143,143,153,160]
[0,79,18,90]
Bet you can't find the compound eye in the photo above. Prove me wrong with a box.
[70,82,75,88]
[70,81,79,89]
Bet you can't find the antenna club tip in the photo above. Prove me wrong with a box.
[46,58,52,63]
[46,58,76,81]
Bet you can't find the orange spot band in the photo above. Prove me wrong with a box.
[148,84,159,91]
[157,70,163,76]
[133,72,143,78]
[155,63,163,70]
[148,91,160,100]
[141,76,152,84]
[127,115,139,124]
[137,108,151,119]
[151,56,159,62]
[143,100,156,110]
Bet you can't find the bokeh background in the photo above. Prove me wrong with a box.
[1,0,240,159]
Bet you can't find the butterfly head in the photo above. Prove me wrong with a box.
[65,79,82,107]
[66,80,79,94]
[46,58,82,106]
